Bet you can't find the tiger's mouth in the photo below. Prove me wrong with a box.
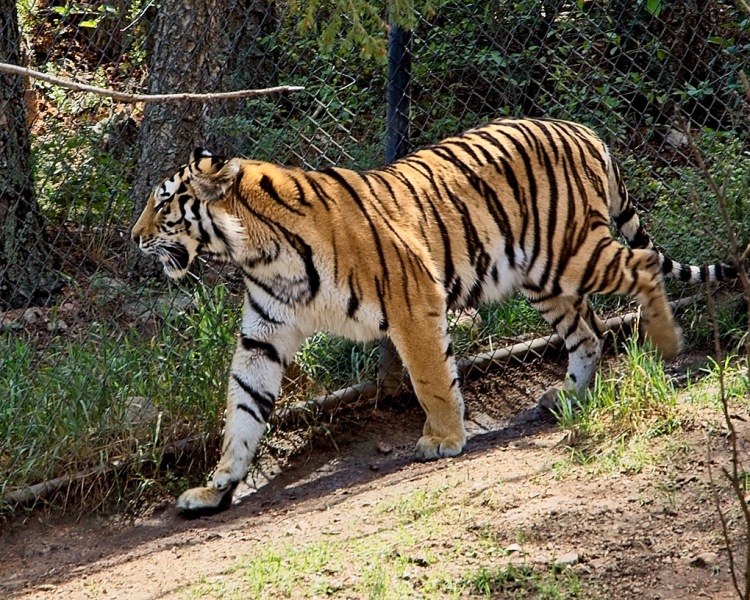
[156,244,191,278]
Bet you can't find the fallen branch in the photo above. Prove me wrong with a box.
[2,465,107,506]
[0,62,305,103]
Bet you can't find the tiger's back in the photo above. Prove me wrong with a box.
[132,117,734,515]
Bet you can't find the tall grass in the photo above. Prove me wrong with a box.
[554,334,683,472]
[0,283,238,509]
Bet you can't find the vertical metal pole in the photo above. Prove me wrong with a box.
[377,19,412,400]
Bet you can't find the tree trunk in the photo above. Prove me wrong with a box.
[0,0,61,309]
[130,0,225,218]
[203,0,277,155]
[90,0,134,62]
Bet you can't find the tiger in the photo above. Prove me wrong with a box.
[131,117,736,515]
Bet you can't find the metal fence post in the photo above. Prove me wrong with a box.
[377,18,412,400]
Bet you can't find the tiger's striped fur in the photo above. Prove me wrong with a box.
[131,117,735,515]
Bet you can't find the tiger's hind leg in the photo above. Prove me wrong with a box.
[524,291,604,409]
[587,245,682,359]
[388,304,467,461]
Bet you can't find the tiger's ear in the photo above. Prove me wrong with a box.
[190,147,241,202]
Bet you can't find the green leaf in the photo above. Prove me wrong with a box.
[79,19,100,28]
[646,0,662,17]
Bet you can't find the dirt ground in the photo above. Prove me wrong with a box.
[0,355,748,599]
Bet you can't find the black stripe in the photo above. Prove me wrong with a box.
[679,264,692,281]
[289,174,311,207]
[376,278,389,331]
[260,174,304,215]
[291,233,321,302]
[347,272,359,318]
[404,161,455,287]
[247,292,283,325]
[630,226,651,249]
[536,140,559,290]
[304,174,333,210]
[236,401,263,424]
[232,374,275,421]
[240,335,282,364]
[579,238,613,295]
[661,256,673,275]
[566,338,586,354]
[321,168,390,285]
[447,278,463,309]
[613,206,636,229]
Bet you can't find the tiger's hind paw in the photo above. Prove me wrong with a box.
[539,386,564,412]
[176,481,238,518]
[414,433,466,462]
[538,386,582,414]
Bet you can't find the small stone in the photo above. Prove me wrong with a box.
[376,441,393,454]
[23,307,43,325]
[689,552,719,568]
[47,319,68,332]
[665,128,688,149]
[506,543,523,554]
[553,552,580,568]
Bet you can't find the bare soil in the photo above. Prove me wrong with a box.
[0,354,747,599]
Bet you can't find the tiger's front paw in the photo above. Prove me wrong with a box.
[414,433,466,461]
[176,480,238,517]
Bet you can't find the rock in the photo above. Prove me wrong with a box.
[553,552,580,569]
[123,396,159,438]
[506,543,523,554]
[376,441,393,454]
[90,275,130,304]
[23,307,44,325]
[689,552,719,568]
[121,294,193,322]
[665,128,688,149]
[47,319,68,333]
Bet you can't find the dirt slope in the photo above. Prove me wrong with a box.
[0,358,746,599]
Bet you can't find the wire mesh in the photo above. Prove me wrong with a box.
[1,0,748,513]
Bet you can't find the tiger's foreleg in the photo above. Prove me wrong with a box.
[389,298,467,461]
[176,300,304,515]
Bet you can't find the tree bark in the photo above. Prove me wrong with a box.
[130,0,225,218]
[203,0,277,156]
[0,0,61,309]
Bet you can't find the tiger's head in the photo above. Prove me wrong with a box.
[131,148,241,279]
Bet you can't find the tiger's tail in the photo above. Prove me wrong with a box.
[605,151,738,283]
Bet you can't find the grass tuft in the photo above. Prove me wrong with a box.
[554,334,681,471]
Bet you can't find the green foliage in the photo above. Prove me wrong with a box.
[34,130,135,226]
[555,334,681,463]
[467,563,582,599]
[289,0,440,59]
[0,282,238,505]
[649,130,750,262]
[296,333,379,392]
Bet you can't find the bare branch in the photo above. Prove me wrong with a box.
[0,62,305,103]
[708,438,743,599]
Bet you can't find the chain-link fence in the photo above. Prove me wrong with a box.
[1,0,749,514]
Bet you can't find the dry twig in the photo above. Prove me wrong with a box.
[0,62,305,103]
